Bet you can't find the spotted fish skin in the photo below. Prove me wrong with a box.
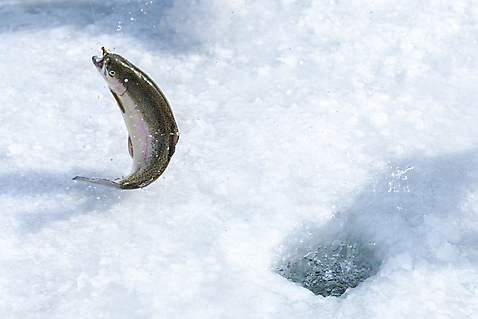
[74,47,179,189]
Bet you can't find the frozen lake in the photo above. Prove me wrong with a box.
[1,0,478,317]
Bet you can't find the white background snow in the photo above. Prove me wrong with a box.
[1,0,478,317]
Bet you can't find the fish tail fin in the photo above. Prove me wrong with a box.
[73,176,124,189]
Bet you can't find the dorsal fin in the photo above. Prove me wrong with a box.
[169,125,179,157]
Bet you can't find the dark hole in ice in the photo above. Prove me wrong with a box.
[276,239,381,297]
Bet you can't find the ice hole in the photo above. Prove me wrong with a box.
[276,239,381,297]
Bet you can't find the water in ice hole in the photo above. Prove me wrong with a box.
[276,238,380,297]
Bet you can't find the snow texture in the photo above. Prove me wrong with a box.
[1,0,478,318]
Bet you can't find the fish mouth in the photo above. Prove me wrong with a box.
[92,55,105,71]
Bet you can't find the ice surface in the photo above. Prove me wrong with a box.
[1,0,478,318]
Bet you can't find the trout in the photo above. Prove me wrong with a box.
[74,47,179,189]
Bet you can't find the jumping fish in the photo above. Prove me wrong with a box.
[74,47,179,189]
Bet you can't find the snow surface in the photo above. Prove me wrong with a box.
[1,0,478,317]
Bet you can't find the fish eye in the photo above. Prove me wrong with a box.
[109,70,116,76]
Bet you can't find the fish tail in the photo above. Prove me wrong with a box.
[73,176,124,189]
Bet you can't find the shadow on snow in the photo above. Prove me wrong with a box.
[276,149,478,296]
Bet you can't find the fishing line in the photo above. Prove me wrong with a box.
[89,0,100,37]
